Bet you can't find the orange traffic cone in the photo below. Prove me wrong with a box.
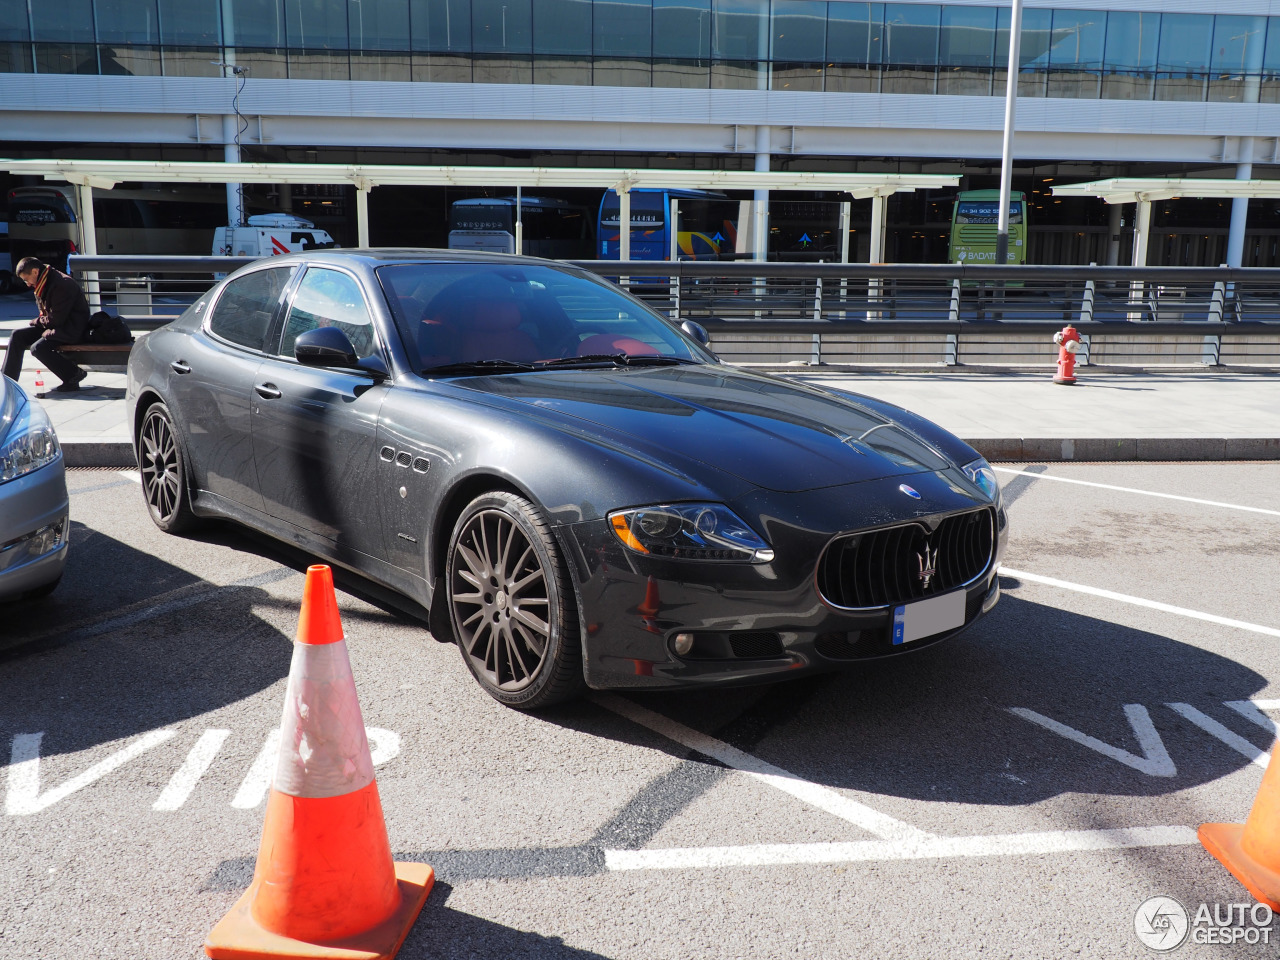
[205,565,433,960]
[1200,740,1280,910]
[637,576,660,618]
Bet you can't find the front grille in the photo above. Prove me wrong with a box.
[816,508,994,609]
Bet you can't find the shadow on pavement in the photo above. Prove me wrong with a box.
[540,588,1266,806]
[398,882,615,960]
[0,521,294,757]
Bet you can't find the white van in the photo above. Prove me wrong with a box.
[213,214,336,258]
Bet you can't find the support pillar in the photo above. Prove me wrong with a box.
[1132,199,1152,267]
[753,126,769,262]
[355,181,370,248]
[74,181,99,310]
[618,186,631,263]
[1106,202,1123,267]
[515,185,523,255]
[223,114,244,228]
[869,194,888,264]
[1227,137,1254,269]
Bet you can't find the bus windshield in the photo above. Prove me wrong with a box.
[10,192,76,225]
[954,201,1023,225]
[449,203,514,233]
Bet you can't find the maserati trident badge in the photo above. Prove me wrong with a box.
[917,543,938,590]
[899,484,922,499]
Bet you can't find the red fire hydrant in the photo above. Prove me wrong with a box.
[1053,324,1082,385]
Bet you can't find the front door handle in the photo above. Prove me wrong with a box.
[170,360,191,374]
[254,382,282,400]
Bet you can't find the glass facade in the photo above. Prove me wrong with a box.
[4,0,1280,102]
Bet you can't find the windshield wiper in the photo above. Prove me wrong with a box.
[421,359,536,376]
[538,354,696,369]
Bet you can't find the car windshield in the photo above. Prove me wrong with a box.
[375,262,710,374]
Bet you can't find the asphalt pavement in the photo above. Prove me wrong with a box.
[3,290,1278,466]
[5,461,1280,958]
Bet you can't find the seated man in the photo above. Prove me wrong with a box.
[2,257,90,393]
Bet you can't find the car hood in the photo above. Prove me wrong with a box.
[453,365,953,492]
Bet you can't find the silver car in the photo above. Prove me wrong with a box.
[0,375,68,601]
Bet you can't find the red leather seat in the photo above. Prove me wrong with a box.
[576,334,661,357]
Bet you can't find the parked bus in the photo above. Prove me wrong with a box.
[8,184,233,274]
[448,196,593,259]
[948,190,1029,265]
[597,188,740,261]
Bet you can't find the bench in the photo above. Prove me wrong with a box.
[55,341,136,369]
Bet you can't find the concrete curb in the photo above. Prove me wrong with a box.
[59,436,1280,469]
[62,440,135,468]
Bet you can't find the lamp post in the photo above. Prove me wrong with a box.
[995,0,1023,267]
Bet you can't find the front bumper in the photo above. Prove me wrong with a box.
[0,457,70,600]
[562,471,1008,690]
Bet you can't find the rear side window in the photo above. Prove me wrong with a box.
[209,267,294,350]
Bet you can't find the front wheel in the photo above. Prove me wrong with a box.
[138,402,199,534]
[446,491,584,709]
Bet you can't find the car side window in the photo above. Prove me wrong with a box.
[278,268,378,361]
[208,268,294,351]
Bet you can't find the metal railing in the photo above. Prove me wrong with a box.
[69,256,1280,368]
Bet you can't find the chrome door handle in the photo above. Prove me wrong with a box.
[170,360,191,374]
[254,383,282,400]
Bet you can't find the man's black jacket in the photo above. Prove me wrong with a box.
[33,267,90,345]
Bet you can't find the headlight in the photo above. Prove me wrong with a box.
[0,397,61,483]
[608,502,774,563]
[961,457,1000,501]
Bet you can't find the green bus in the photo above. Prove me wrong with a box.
[949,190,1028,265]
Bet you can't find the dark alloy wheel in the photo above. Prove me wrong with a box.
[446,491,583,708]
[139,402,198,534]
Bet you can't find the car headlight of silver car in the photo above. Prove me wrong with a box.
[609,502,774,562]
[961,456,1000,502]
[0,395,61,484]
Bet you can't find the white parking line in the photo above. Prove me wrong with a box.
[1000,567,1280,639]
[604,825,1199,871]
[592,693,934,843]
[993,467,1280,518]
[118,469,140,483]
[152,729,230,811]
[1167,704,1269,769]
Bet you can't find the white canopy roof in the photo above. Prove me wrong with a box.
[1053,177,1280,204]
[0,158,958,198]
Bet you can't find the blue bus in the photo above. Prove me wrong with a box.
[597,188,740,261]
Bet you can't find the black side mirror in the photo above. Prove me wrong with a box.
[295,326,358,367]
[680,320,710,345]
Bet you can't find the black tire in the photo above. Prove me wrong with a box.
[138,402,199,534]
[446,491,584,709]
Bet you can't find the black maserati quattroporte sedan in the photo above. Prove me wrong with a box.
[128,250,1006,708]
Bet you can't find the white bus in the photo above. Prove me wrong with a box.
[8,184,229,273]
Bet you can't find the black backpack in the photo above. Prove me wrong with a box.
[86,311,134,345]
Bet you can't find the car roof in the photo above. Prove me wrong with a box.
[266,248,581,269]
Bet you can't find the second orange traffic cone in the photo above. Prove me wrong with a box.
[1200,739,1280,910]
[205,565,434,960]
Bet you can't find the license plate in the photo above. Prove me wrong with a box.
[892,590,967,645]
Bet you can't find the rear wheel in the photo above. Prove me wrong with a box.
[446,491,584,709]
[139,402,199,534]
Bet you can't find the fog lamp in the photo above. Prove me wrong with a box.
[672,632,695,656]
